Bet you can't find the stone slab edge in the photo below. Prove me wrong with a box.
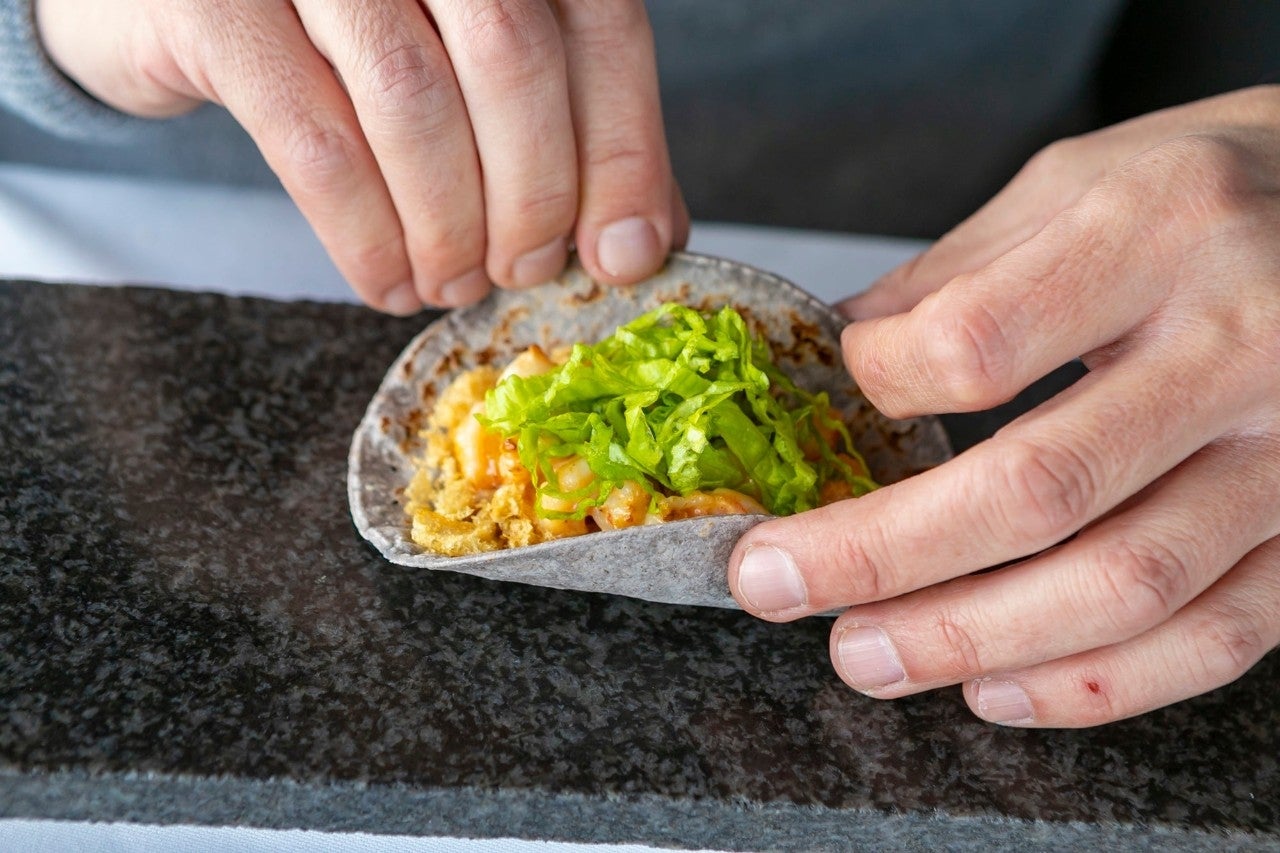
[0,771,1272,852]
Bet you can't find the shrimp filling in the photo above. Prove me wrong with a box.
[405,314,874,556]
[406,348,779,555]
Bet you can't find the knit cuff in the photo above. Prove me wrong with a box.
[0,0,143,141]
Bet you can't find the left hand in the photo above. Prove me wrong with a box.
[728,85,1280,727]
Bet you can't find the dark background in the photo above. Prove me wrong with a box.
[1,1,1278,239]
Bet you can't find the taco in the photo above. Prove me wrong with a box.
[348,253,951,608]
[406,302,881,557]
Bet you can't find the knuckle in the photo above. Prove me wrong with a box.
[830,525,893,604]
[995,439,1095,545]
[1093,537,1191,633]
[923,292,1015,410]
[580,138,668,225]
[933,609,987,679]
[1173,135,1253,215]
[283,122,357,197]
[405,227,485,283]
[842,331,895,414]
[1008,135,1102,212]
[585,139,663,185]
[363,42,453,124]
[508,184,578,231]
[340,233,406,294]
[1021,137,1082,183]
[1137,135,1258,232]
[1191,605,1268,686]
[459,1,556,76]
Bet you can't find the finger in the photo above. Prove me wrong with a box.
[430,0,578,289]
[826,434,1280,696]
[838,161,1202,420]
[837,137,1103,321]
[839,126,1280,422]
[557,0,680,284]
[835,85,1280,322]
[202,6,419,314]
[962,534,1280,727]
[729,346,1255,621]
[843,131,1280,420]
[297,0,492,307]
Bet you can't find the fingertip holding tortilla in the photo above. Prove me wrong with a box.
[348,252,951,608]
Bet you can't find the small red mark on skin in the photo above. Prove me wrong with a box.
[1085,680,1101,695]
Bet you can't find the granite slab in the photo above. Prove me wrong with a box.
[0,281,1276,851]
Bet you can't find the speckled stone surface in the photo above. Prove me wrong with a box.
[1,281,1277,851]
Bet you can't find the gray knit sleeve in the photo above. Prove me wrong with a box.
[0,0,142,140]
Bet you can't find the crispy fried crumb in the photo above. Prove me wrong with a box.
[405,365,567,555]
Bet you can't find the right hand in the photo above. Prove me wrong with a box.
[37,0,688,313]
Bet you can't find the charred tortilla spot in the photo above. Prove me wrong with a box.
[397,407,426,455]
[404,336,431,364]
[490,305,530,351]
[654,281,694,305]
[788,313,836,367]
[566,280,603,304]
[433,346,466,379]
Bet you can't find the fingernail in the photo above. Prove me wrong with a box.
[511,236,568,288]
[974,679,1034,725]
[382,282,423,316]
[835,625,906,690]
[597,217,661,280]
[736,544,806,612]
[439,268,491,307]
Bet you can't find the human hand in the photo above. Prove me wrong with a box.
[36,0,687,313]
[729,86,1280,727]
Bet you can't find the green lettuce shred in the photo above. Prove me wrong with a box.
[479,304,877,519]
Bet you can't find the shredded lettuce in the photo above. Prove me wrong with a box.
[479,304,877,519]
